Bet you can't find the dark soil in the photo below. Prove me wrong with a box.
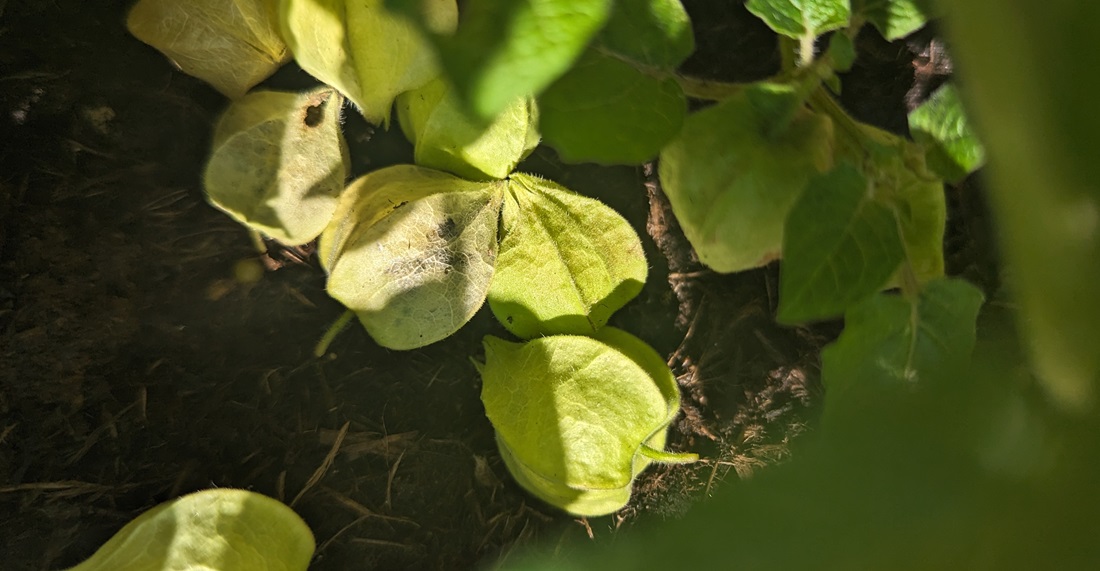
[0,2,990,570]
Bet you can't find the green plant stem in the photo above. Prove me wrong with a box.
[808,86,866,155]
[778,36,798,73]
[314,309,355,357]
[248,230,266,254]
[675,74,746,101]
[799,31,816,67]
[676,58,830,102]
[639,444,699,464]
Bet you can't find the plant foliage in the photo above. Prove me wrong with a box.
[127,0,290,98]
[204,86,349,245]
[477,328,695,516]
[122,0,1038,557]
[67,489,314,571]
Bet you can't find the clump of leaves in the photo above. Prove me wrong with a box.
[127,0,991,524]
[654,0,986,423]
[128,0,678,516]
[66,489,314,571]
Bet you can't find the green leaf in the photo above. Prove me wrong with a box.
[277,0,458,125]
[821,278,984,410]
[203,87,349,245]
[488,173,647,338]
[387,0,613,119]
[869,131,947,285]
[746,0,852,38]
[127,0,290,98]
[826,31,856,72]
[67,489,314,571]
[891,166,947,284]
[778,163,904,323]
[396,77,539,180]
[833,121,946,284]
[478,328,694,517]
[853,0,931,40]
[321,165,505,350]
[538,49,686,164]
[908,84,985,183]
[659,81,834,273]
[597,0,694,68]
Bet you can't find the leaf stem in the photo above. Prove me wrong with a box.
[808,86,865,153]
[314,309,355,357]
[799,30,816,68]
[248,230,266,254]
[674,74,746,101]
[639,444,699,464]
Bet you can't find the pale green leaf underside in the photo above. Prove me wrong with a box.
[67,489,314,571]
[479,328,683,516]
[746,0,852,38]
[488,173,647,338]
[597,0,694,69]
[128,0,290,98]
[855,0,930,40]
[821,278,984,407]
[397,77,539,181]
[278,0,457,125]
[204,87,348,245]
[387,0,613,119]
[538,49,686,165]
[779,163,904,323]
[323,166,505,350]
[908,84,986,183]
[659,82,834,273]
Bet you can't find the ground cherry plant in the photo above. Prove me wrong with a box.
[115,0,1001,567]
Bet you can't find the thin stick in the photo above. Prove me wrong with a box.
[383,450,407,513]
[291,421,349,507]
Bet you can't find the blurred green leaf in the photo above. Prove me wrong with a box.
[597,0,694,68]
[853,0,931,40]
[387,0,613,119]
[203,87,348,245]
[940,1,1100,410]
[68,489,314,571]
[778,163,904,323]
[826,31,855,71]
[821,278,984,414]
[538,49,686,165]
[488,173,647,338]
[908,84,985,183]
[746,0,851,38]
